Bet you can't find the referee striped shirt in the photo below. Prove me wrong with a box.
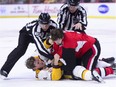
[57,4,88,30]
[21,19,57,59]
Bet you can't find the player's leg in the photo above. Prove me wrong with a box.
[73,65,104,83]
[73,63,116,82]
[96,58,116,77]
[99,57,115,64]
[62,48,77,75]
[82,38,101,70]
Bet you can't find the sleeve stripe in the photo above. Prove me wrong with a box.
[32,26,49,55]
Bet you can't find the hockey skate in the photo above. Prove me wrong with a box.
[92,70,105,83]
[0,70,8,80]
[111,63,116,75]
[100,57,115,64]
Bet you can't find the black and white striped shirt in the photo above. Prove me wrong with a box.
[57,4,88,31]
[20,19,57,59]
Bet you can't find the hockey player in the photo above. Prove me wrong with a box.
[50,29,100,71]
[25,30,116,82]
[57,0,87,32]
[25,55,63,80]
[25,54,116,82]
[0,12,57,79]
[48,29,116,82]
[25,36,55,78]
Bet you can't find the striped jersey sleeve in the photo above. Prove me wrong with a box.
[27,20,57,60]
[32,26,54,60]
[57,4,88,30]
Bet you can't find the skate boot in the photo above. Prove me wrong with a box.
[92,70,104,83]
[111,63,116,75]
[0,70,8,80]
[100,57,115,64]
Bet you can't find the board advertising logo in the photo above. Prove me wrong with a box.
[0,7,6,14]
[98,4,109,14]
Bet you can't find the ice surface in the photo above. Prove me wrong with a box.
[0,18,116,87]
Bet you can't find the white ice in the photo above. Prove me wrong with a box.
[0,18,116,87]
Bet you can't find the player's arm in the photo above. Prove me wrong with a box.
[43,38,53,49]
[51,54,62,80]
[51,67,62,80]
[35,54,63,80]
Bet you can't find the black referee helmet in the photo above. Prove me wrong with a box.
[67,0,80,6]
[39,13,51,24]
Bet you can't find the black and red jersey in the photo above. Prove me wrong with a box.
[52,31,96,58]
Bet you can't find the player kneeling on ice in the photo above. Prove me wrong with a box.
[25,29,116,81]
[49,29,116,82]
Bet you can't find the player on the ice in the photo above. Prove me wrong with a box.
[57,0,87,32]
[49,29,116,82]
[50,29,101,71]
[25,54,116,82]
[25,29,116,82]
[0,12,57,79]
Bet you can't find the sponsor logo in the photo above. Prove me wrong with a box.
[98,4,109,14]
[32,5,59,14]
[0,7,6,14]
[10,6,27,14]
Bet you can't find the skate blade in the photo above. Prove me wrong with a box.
[92,70,105,83]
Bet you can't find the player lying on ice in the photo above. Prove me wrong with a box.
[26,55,116,82]
[25,29,116,82]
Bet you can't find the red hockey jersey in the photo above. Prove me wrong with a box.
[52,31,96,58]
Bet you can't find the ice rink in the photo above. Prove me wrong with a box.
[0,18,116,87]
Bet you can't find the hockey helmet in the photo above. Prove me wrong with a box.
[39,13,51,24]
[67,0,80,6]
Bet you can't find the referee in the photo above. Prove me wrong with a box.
[0,13,57,79]
[57,0,88,32]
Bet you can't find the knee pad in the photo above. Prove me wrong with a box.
[73,66,92,80]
